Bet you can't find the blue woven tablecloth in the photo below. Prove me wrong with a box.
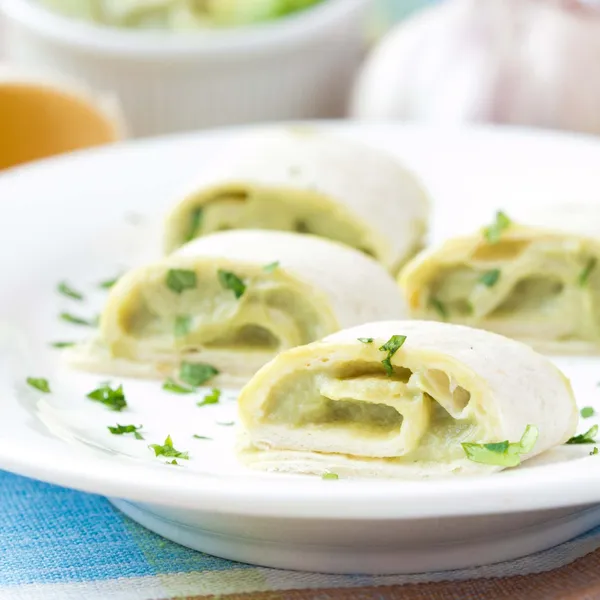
[4,469,600,600]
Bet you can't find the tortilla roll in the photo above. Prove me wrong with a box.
[237,320,577,477]
[68,230,405,384]
[399,211,600,353]
[163,128,429,273]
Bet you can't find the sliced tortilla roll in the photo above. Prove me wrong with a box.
[237,320,577,478]
[399,211,600,353]
[68,230,404,384]
[163,129,429,273]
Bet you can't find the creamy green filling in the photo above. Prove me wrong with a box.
[40,0,325,30]
[113,264,328,356]
[170,185,377,259]
[262,364,478,460]
[426,242,600,342]
[265,370,406,436]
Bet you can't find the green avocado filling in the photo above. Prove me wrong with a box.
[112,262,331,358]
[40,0,325,30]
[166,185,378,260]
[425,239,600,342]
[262,363,478,462]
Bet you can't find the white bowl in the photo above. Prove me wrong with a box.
[0,0,370,137]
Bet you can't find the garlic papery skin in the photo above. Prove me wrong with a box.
[351,0,600,136]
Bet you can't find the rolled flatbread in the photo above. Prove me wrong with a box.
[399,211,600,353]
[68,230,405,384]
[163,128,430,273]
[237,320,577,478]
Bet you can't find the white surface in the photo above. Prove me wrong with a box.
[2,123,600,573]
[0,0,369,136]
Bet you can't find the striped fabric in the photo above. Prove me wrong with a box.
[1,470,600,600]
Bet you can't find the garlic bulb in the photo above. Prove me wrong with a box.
[352,0,600,135]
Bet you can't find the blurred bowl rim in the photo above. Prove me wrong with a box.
[0,0,371,59]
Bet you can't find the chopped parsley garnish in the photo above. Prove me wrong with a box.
[566,425,598,445]
[60,312,98,327]
[193,434,213,440]
[429,297,447,320]
[162,379,195,394]
[581,407,595,419]
[26,377,51,393]
[87,383,127,411]
[99,275,121,289]
[322,472,339,480]
[462,424,538,467]
[294,220,311,233]
[197,388,221,407]
[186,207,204,242]
[166,269,197,294]
[174,315,192,337]
[263,262,280,273]
[379,335,407,377]
[148,435,189,460]
[358,338,374,344]
[51,341,75,349]
[166,459,180,466]
[578,258,597,287]
[483,211,512,244]
[57,281,84,301]
[180,362,219,387]
[591,447,599,456]
[216,421,235,427]
[479,269,501,287]
[108,424,144,440]
[218,269,246,299]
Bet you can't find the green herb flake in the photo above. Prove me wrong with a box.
[566,425,598,445]
[483,210,512,244]
[174,315,192,337]
[193,434,213,440]
[57,281,84,301]
[263,261,280,273]
[165,459,181,466]
[87,383,127,411]
[108,424,144,439]
[166,269,197,294]
[216,421,235,427]
[180,362,219,387]
[429,297,447,320]
[462,424,538,467]
[26,377,51,393]
[218,269,246,299]
[579,257,597,287]
[358,338,374,344]
[60,312,98,327]
[322,472,339,480]
[379,334,407,377]
[591,447,599,456]
[186,207,204,242]
[479,269,501,287]
[51,341,75,349]
[197,388,221,407]
[148,435,189,460]
[581,406,596,419]
[162,379,195,394]
[99,275,121,289]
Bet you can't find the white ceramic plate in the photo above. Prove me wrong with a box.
[2,123,600,575]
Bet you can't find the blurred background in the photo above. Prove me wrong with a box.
[1,0,600,169]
